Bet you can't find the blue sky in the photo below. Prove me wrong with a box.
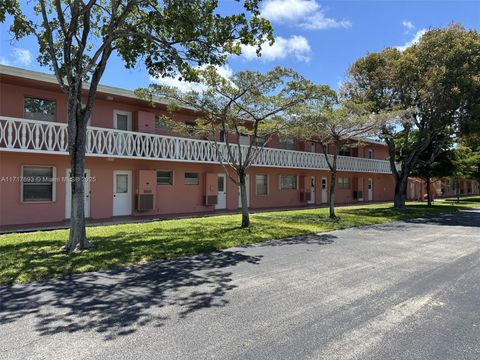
[1,0,479,91]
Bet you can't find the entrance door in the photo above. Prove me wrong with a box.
[113,170,132,216]
[321,177,328,204]
[368,178,373,201]
[238,175,250,208]
[65,169,91,218]
[308,176,315,204]
[216,174,227,210]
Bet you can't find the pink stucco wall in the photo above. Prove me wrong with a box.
[0,152,396,227]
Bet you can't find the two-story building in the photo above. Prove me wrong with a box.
[1,64,399,229]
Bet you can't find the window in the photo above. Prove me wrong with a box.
[279,175,297,190]
[157,170,173,185]
[239,134,250,146]
[255,174,268,195]
[338,177,350,189]
[114,110,132,131]
[184,172,199,185]
[279,138,295,150]
[255,136,267,147]
[219,130,226,142]
[185,121,197,135]
[367,149,374,159]
[339,147,351,156]
[21,166,55,202]
[23,97,56,122]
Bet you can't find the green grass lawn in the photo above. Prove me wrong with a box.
[1,198,479,285]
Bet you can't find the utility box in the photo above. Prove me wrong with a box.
[136,170,156,211]
[135,111,155,134]
[204,173,218,206]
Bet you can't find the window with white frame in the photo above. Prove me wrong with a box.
[367,149,374,159]
[114,110,132,131]
[279,138,295,150]
[255,174,268,195]
[23,97,56,122]
[157,170,173,185]
[338,177,350,189]
[239,134,250,146]
[279,175,297,190]
[184,172,199,185]
[21,166,55,202]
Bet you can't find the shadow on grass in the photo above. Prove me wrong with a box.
[443,196,480,203]
[0,250,261,340]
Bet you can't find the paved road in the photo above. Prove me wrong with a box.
[1,209,479,360]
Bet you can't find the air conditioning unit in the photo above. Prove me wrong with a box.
[353,191,364,200]
[204,173,218,206]
[205,195,218,205]
[300,192,311,202]
[136,194,154,211]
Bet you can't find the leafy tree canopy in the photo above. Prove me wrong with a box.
[343,24,480,208]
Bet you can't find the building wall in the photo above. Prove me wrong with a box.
[0,151,396,227]
[0,67,399,228]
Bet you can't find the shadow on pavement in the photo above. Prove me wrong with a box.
[405,209,480,228]
[0,250,261,340]
[253,233,336,247]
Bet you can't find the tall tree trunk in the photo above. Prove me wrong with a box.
[239,171,250,228]
[456,177,460,203]
[65,99,91,252]
[393,174,408,210]
[329,170,336,219]
[426,176,432,207]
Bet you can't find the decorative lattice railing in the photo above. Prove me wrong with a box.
[0,116,393,173]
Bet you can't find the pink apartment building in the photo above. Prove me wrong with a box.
[0,64,427,229]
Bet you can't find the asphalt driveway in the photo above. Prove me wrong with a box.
[1,209,479,360]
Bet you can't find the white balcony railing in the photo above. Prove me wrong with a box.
[0,116,393,174]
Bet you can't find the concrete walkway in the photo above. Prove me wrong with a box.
[1,209,479,359]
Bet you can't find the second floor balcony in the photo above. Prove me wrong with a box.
[0,116,394,174]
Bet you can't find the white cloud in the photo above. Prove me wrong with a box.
[261,0,351,30]
[301,11,351,30]
[0,57,10,66]
[241,35,312,62]
[396,29,426,51]
[12,48,32,66]
[402,20,415,30]
[149,65,233,92]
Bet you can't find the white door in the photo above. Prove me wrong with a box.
[238,175,250,208]
[308,176,315,204]
[113,170,132,216]
[216,174,227,210]
[368,178,373,201]
[65,169,91,218]
[321,177,328,204]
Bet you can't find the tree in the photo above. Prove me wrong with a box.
[1,0,272,251]
[291,89,386,218]
[344,25,480,210]
[137,66,309,228]
[410,146,455,206]
[451,146,480,202]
